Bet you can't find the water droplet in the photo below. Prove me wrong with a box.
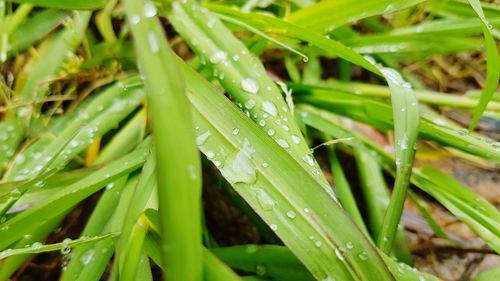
[291,134,301,144]
[335,247,345,260]
[10,189,21,200]
[304,207,310,213]
[210,51,227,64]
[286,210,296,219]
[245,99,256,109]
[69,140,79,148]
[267,129,275,136]
[270,224,278,231]
[232,54,240,61]
[207,19,216,28]
[241,78,259,94]
[256,264,266,276]
[261,162,269,168]
[32,242,42,249]
[60,238,72,255]
[315,240,322,247]
[251,186,276,210]
[220,139,257,184]
[346,241,353,249]
[206,151,215,159]
[303,154,314,166]
[148,32,159,53]
[196,131,211,145]
[130,15,140,25]
[232,128,240,135]
[277,139,290,148]
[80,248,95,265]
[282,125,289,131]
[262,101,278,116]
[400,134,408,150]
[358,251,368,261]
[144,2,157,17]
[259,120,266,127]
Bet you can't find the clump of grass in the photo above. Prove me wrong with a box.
[0,0,499,280]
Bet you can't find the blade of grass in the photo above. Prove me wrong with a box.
[466,0,500,131]
[120,214,150,281]
[8,9,68,56]
[355,147,412,264]
[310,79,500,112]
[327,146,368,235]
[124,1,202,280]
[286,0,425,34]
[0,233,117,259]
[374,66,419,254]
[407,191,449,240]
[6,0,106,10]
[207,3,382,76]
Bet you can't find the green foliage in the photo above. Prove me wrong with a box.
[0,0,498,280]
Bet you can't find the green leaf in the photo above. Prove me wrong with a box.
[0,233,117,259]
[287,0,425,34]
[6,0,106,10]
[467,0,500,131]
[375,66,419,254]
[124,0,203,280]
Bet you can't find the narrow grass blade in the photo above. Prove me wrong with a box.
[0,233,117,259]
[6,0,106,10]
[8,9,68,55]
[407,191,448,239]
[355,147,412,264]
[467,0,500,131]
[124,1,202,280]
[311,79,500,112]
[327,146,368,235]
[374,66,419,254]
[120,214,150,281]
[207,4,382,76]
[286,0,425,34]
